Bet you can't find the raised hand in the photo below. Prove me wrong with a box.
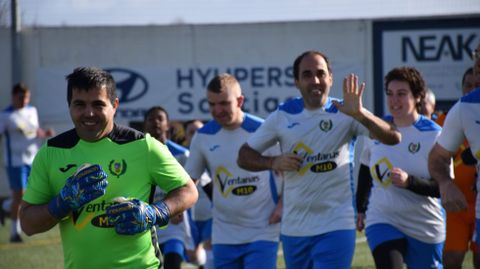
[48,163,108,220]
[332,73,366,118]
[106,197,170,235]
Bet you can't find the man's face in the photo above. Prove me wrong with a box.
[143,109,169,142]
[207,87,244,129]
[69,86,118,142]
[12,91,30,109]
[295,54,333,110]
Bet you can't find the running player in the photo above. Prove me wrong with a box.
[185,73,282,269]
[356,66,444,269]
[237,50,401,269]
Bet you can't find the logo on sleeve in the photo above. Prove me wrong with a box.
[108,159,127,178]
[371,157,393,187]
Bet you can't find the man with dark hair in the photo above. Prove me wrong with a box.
[19,67,198,268]
[237,50,401,268]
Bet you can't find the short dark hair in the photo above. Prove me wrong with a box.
[144,106,169,122]
[462,67,474,86]
[12,82,30,95]
[293,50,332,80]
[65,67,117,105]
[384,66,426,112]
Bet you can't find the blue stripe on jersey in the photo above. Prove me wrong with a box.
[166,140,188,156]
[197,120,222,135]
[383,115,394,123]
[325,97,340,113]
[349,136,357,213]
[3,105,14,112]
[279,97,341,114]
[269,171,279,204]
[241,113,264,133]
[279,97,304,114]
[461,87,480,103]
[413,115,442,132]
[197,113,263,135]
[5,129,12,168]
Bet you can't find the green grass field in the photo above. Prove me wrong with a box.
[0,219,474,269]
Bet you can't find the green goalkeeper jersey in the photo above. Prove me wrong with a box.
[23,125,190,269]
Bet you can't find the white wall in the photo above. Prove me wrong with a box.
[18,20,371,132]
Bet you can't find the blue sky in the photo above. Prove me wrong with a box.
[14,0,480,27]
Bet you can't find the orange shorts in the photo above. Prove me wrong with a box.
[444,204,476,252]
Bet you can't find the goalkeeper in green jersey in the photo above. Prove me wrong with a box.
[19,67,198,269]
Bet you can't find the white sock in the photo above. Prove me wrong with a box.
[11,219,20,236]
[204,250,214,269]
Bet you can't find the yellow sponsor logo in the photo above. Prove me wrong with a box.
[292,142,314,176]
[371,157,393,187]
[310,161,337,173]
[232,185,257,196]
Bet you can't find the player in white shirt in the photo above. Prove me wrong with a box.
[0,83,54,242]
[184,119,214,269]
[185,74,281,269]
[143,106,195,269]
[237,50,401,269]
[356,67,444,269]
[429,88,480,268]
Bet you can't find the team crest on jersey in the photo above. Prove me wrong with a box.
[371,157,393,187]
[408,142,421,154]
[108,159,127,178]
[319,119,333,132]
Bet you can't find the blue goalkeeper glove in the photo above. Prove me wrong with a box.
[48,163,108,220]
[106,197,170,235]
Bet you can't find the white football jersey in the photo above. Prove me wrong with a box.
[437,88,480,218]
[0,105,40,167]
[155,140,194,249]
[364,115,445,243]
[185,113,281,244]
[247,97,368,236]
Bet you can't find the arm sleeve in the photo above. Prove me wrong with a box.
[247,111,280,152]
[406,176,440,198]
[437,101,465,153]
[148,138,190,193]
[184,133,208,180]
[356,164,373,214]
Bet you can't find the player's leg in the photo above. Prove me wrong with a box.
[281,234,314,269]
[7,165,30,242]
[311,229,355,269]
[160,239,187,269]
[212,243,243,269]
[366,223,406,269]
[404,235,443,269]
[443,211,470,269]
[244,240,278,269]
